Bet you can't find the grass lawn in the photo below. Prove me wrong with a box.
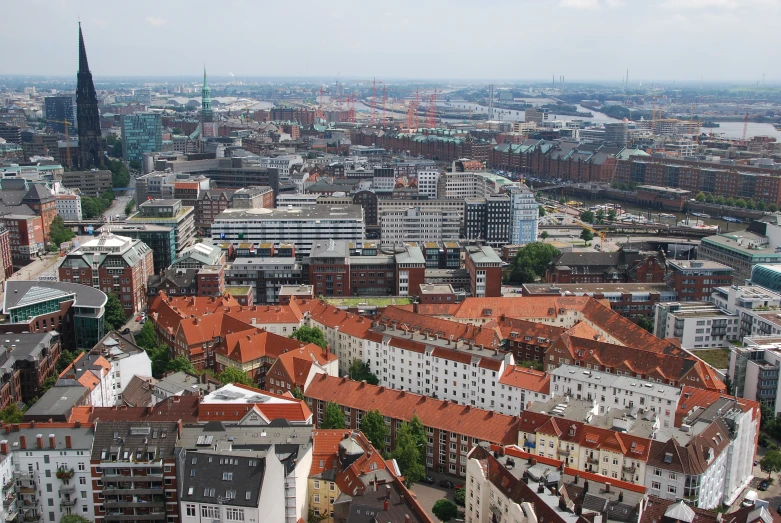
[324,297,414,307]
[693,348,730,369]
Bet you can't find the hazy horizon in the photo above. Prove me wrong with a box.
[3,0,780,84]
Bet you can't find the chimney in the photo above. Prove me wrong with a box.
[604,482,611,493]
[65,435,72,449]
[405,516,411,523]
[36,434,43,449]
[19,435,26,449]
[383,499,389,511]
[74,421,81,429]
[49,434,56,449]
[0,440,7,454]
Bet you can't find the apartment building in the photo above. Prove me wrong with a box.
[728,336,781,414]
[90,421,180,523]
[380,207,461,248]
[211,205,365,257]
[654,302,740,349]
[2,214,44,262]
[54,193,83,221]
[60,232,154,316]
[225,257,302,304]
[667,260,734,302]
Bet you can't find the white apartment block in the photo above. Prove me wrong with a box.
[54,194,82,221]
[729,336,781,414]
[416,168,441,198]
[550,365,681,429]
[506,184,539,245]
[654,302,740,350]
[258,154,303,177]
[380,207,460,248]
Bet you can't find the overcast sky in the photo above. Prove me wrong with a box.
[2,0,779,84]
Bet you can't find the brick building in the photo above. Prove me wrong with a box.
[2,214,44,263]
[465,245,503,297]
[546,247,667,284]
[667,260,734,302]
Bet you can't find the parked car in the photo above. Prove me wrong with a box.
[776,505,781,515]
[438,480,454,489]
[759,480,770,491]
[120,328,130,334]
[135,315,142,322]
[421,477,435,485]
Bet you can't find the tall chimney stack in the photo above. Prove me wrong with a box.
[49,434,56,449]
[65,435,72,449]
[19,435,26,449]
[0,440,8,454]
[36,434,43,449]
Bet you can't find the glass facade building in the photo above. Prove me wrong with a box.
[121,112,163,163]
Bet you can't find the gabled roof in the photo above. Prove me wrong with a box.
[268,344,337,389]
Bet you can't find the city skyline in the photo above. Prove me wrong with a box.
[2,0,780,83]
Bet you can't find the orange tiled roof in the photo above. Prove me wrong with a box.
[268,343,336,388]
[498,366,550,394]
[675,386,760,427]
[218,329,305,364]
[379,306,502,348]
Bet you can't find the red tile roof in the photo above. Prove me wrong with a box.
[268,344,337,389]
[69,396,200,424]
[306,375,520,445]
[379,306,502,348]
[218,329,306,364]
[675,386,760,427]
[499,366,550,394]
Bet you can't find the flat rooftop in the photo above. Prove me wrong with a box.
[668,260,734,271]
[523,283,672,296]
[214,205,364,221]
[419,284,455,295]
[278,285,314,296]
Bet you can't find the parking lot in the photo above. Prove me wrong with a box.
[409,471,462,521]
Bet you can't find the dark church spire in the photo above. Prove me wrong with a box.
[76,23,105,170]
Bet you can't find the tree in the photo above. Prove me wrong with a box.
[349,360,379,385]
[760,450,781,479]
[166,355,197,375]
[172,127,184,135]
[580,210,595,223]
[432,499,458,522]
[57,349,81,373]
[705,193,715,204]
[391,422,425,485]
[291,387,305,400]
[735,198,746,209]
[0,404,25,424]
[290,326,328,350]
[49,216,75,248]
[60,516,91,523]
[538,205,546,217]
[726,197,736,207]
[108,159,130,188]
[454,487,466,507]
[595,209,605,224]
[307,509,328,523]
[746,199,756,210]
[105,293,127,331]
[81,197,101,219]
[217,367,254,386]
[695,191,706,202]
[607,209,617,221]
[359,409,388,451]
[150,345,171,378]
[125,199,136,215]
[507,242,560,284]
[634,316,654,333]
[715,196,726,206]
[558,196,565,205]
[129,160,141,171]
[322,401,345,429]
[407,415,427,461]
[769,203,779,213]
[540,231,549,240]
[580,228,594,245]
[758,201,767,211]
[40,375,57,396]
[137,321,157,351]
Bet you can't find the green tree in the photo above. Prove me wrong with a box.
[695,191,706,202]
[507,242,560,284]
[760,449,781,479]
[40,375,57,395]
[105,293,127,331]
[60,516,92,523]
[150,345,171,378]
[432,499,458,522]
[289,326,328,350]
[735,198,746,209]
[454,487,466,507]
[579,210,595,223]
[540,231,549,240]
[607,209,617,221]
[349,360,379,385]
[0,404,25,424]
[726,197,736,207]
[634,316,654,333]
[321,401,345,429]
[769,203,779,213]
[558,196,565,205]
[715,196,726,205]
[407,415,427,459]
[595,209,605,224]
[538,205,546,217]
[758,201,767,211]
[108,159,130,188]
[580,228,594,245]
[218,367,254,386]
[746,199,756,210]
[307,509,328,523]
[391,422,425,485]
[49,216,75,248]
[137,321,157,351]
[81,197,101,219]
[359,409,388,451]
[129,160,141,171]
[291,387,305,400]
[57,349,83,373]
[705,193,715,204]
[171,127,184,135]
[125,199,136,215]
[166,355,197,375]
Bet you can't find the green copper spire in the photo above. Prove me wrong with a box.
[201,65,213,122]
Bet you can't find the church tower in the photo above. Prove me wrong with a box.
[76,23,105,170]
[201,67,214,123]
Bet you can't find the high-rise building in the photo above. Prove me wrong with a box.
[43,95,76,133]
[127,199,195,257]
[76,24,105,170]
[464,194,511,247]
[506,184,538,245]
[121,112,162,162]
[604,121,629,146]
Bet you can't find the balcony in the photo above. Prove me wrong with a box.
[622,464,636,473]
[557,448,570,457]
[60,497,78,507]
[59,484,76,495]
[587,457,599,465]
[102,486,163,496]
[2,478,14,492]
[104,499,165,509]
[3,492,14,507]
[55,468,75,481]
[103,513,166,521]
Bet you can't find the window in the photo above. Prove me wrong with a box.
[314,480,320,489]
[201,506,219,519]
[226,508,244,521]
[651,482,661,490]
[186,505,196,517]
[314,495,320,504]
[223,472,233,481]
[668,486,677,494]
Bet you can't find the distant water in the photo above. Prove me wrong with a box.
[703,121,781,141]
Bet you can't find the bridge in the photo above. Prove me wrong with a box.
[63,219,122,234]
[540,223,716,238]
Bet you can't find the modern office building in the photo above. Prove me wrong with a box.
[211,205,365,257]
[61,169,113,197]
[99,223,176,274]
[54,193,83,221]
[1,214,45,263]
[121,112,163,163]
[2,280,107,350]
[699,233,781,282]
[506,183,539,245]
[128,199,195,256]
[225,257,302,304]
[380,207,461,248]
[43,95,76,133]
[59,232,154,316]
[464,194,511,247]
[750,263,781,292]
[654,301,739,349]
[604,121,629,146]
